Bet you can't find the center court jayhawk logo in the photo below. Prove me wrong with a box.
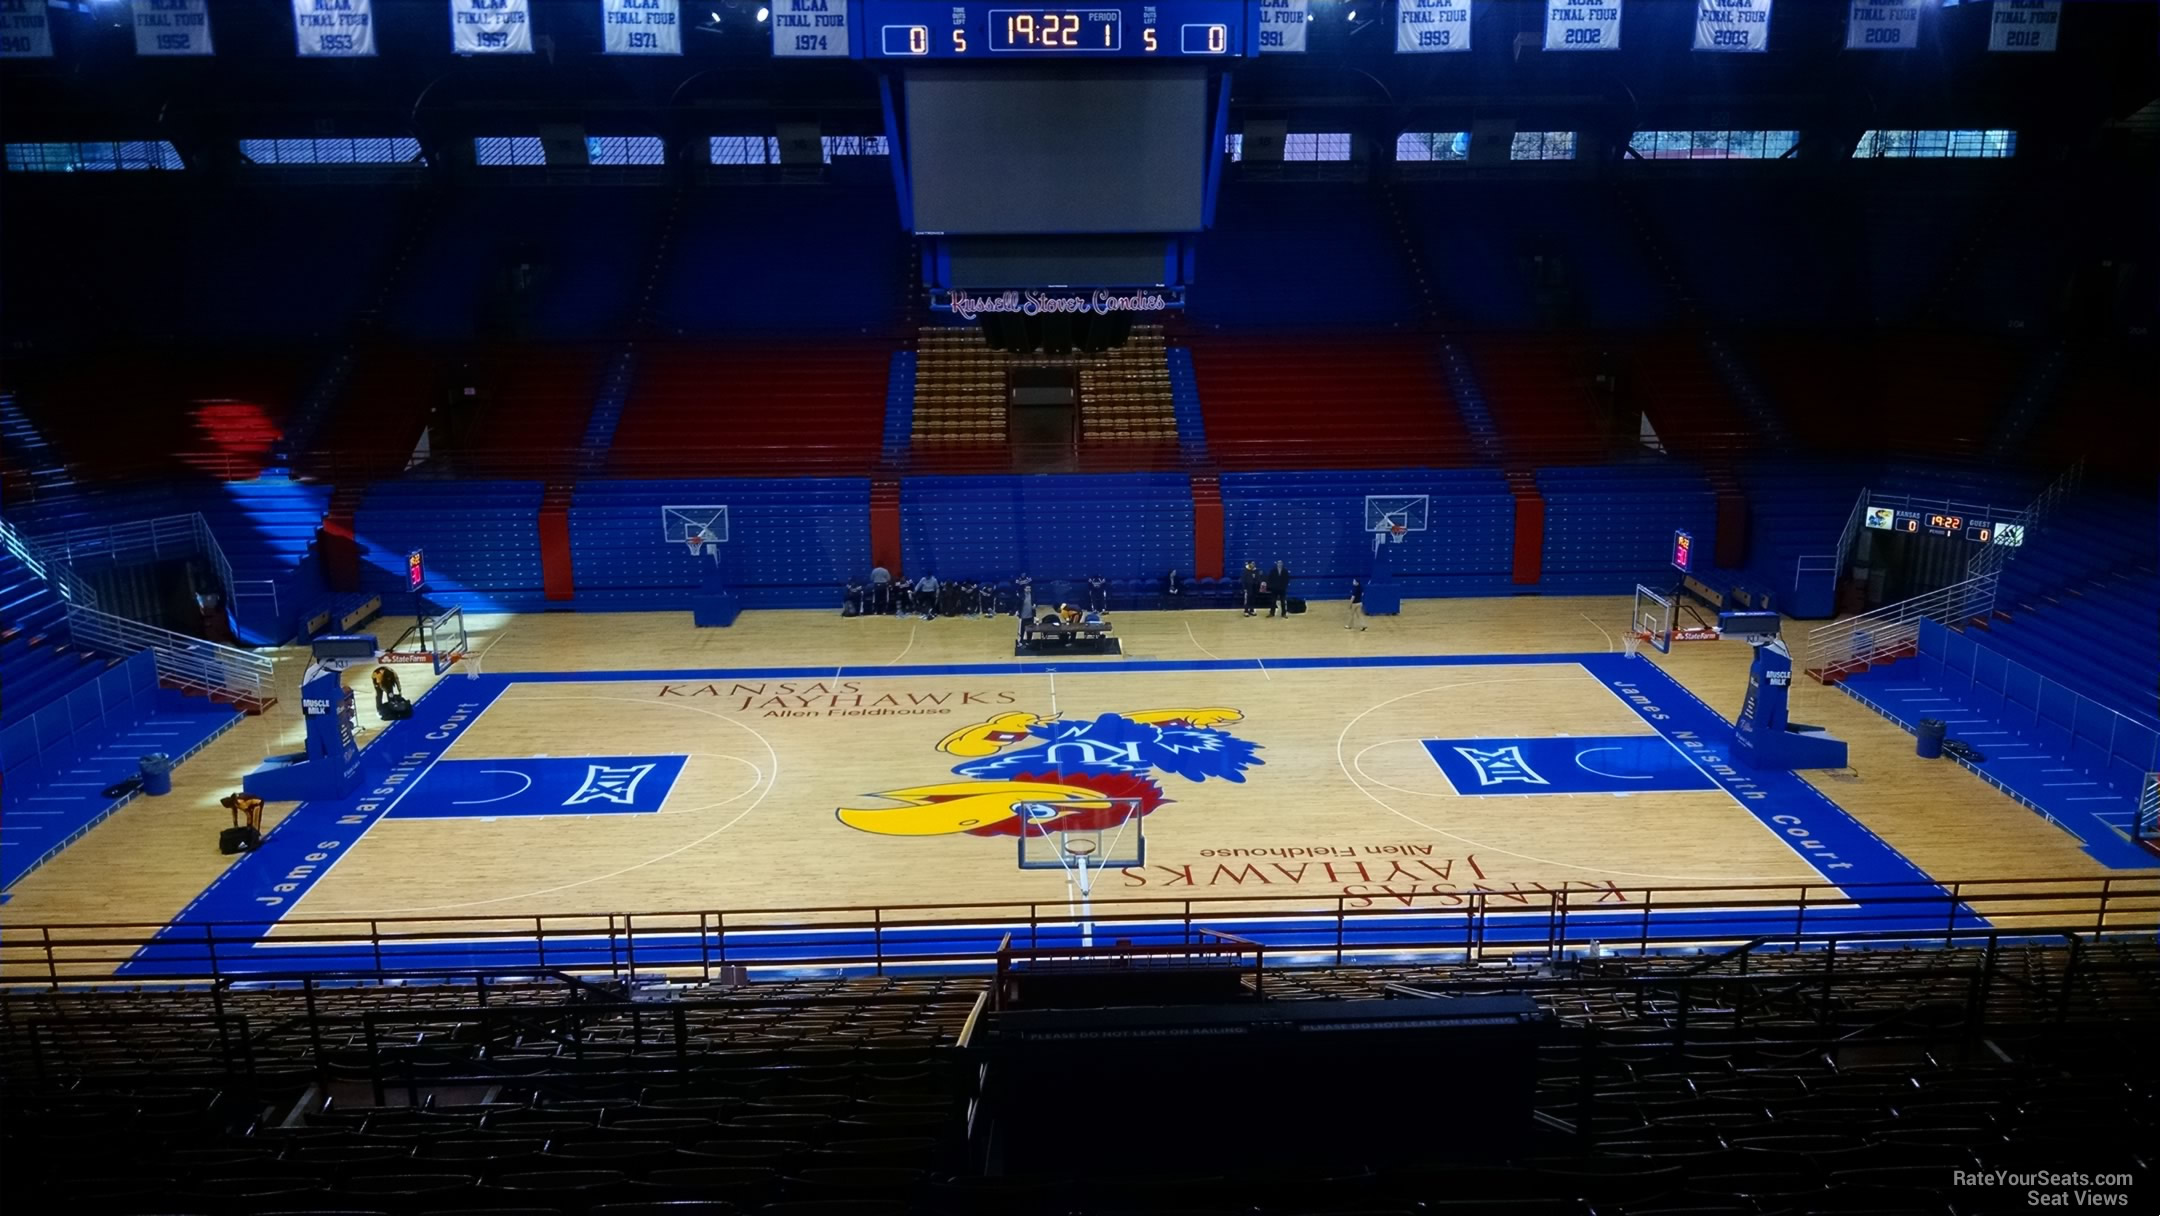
[836,708,1261,843]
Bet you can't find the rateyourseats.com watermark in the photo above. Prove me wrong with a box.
[1953,1169,2141,1208]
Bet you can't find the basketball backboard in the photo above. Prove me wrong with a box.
[1017,798,1147,881]
[1364,494,1430,535]
[661,505,730,545]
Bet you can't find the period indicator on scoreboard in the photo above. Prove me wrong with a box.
[858,0,1245,57]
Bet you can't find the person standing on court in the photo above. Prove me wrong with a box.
[1269,561,1292,619]
[870,564,892,615]
[1345,576,1366,630]
[1240,561,1260,617]
[844,576,865,617]
[914,571,939,620]
[1015,572,1034,621]
[1164,568,1181,611]
[1087,573,1108,613]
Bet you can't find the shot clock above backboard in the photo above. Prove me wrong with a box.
[849,0,1250,58]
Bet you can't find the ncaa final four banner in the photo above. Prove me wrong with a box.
[770,0,849,57]
[1257,0,1306,54]
[134,0,214,56]
[1543,0,1618,51]
[1693,0,1770,53]
[602,0,681,54]
[0,0,53,57]
[293,0,376,57]
[1845,0,1923,50]
[1988,0,2058,52]
[451,0,532,54]
[1396,0,1470,54]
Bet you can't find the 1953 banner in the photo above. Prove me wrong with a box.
[293,0,375,56]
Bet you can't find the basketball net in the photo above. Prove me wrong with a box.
[685,531,705,557]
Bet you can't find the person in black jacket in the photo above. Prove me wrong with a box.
[1086,574,1108,613]
[1346,577,1366,630]
[1268,561,1292,618]
[1240,561,1260,617]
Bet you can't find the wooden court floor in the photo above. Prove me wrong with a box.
[5,596,2153,959]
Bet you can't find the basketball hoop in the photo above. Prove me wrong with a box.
[685,531,706,557]
[1061,837,1098,858]
[1623,630,1643,659]
[1389,524,1408,545]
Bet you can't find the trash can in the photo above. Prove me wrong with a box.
[1915,719,1947,760]
[139,753,173,796]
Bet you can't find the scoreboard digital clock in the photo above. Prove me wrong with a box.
[862,0,1247,58]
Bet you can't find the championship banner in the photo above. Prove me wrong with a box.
[1397,0,1470,54]
[1988,0,2058,52]
[1544,0,1618,51]
[770,0,848,57]
[1257,0,1306,53]
[0,0,53,57]
[451,0,532,54]
[134,0,214,56]
[1845,0,1924,50]
[293,0,376,57]
[602,0,680,54]
[1693,0,1770,52]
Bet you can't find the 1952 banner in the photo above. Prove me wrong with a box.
[136,0,214,55]
[1257,0,1306,53]
[1988,0,2058,52]
[294,0,376,56]
[0,0,53,57]
[1693,0,1770,52]
[1544,0,1619,51]
[452,0,532,54]
[1397,0,1470,54]
[603,0,681,54]
[1845,0,1922,50]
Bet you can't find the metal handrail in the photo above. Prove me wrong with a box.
[61,603,275,711]
[8,874,2153,989]
[0,515,96,609]
[1802,570,1999,681]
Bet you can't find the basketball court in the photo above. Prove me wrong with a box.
[7,591,2152,981]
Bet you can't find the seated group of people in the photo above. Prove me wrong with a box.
[842,569,1113,620]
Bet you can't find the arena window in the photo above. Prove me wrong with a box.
[1395,132,1470,162]
[475,136,547,167]
[1627,130,1799,160]
[586,136,667,166]
[1854,128,2017,159]
[1510,131,1577,161]
[708,135,890,166]
[5,141,185,172]
[1224,133,1353,163]
[238,138,425,166]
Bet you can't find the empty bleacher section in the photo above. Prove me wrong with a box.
[908,325,1178,470]
[1467,336,1620,464]
[2032,344,2160,479]
[0,183,410,346]
[1985,489,2160,728]
[1221,469,1515,597]
[1187,337,1471,470]
[1412,184,1675,330]
[1724,461,1869,618]
[656,183,905,337]
[354,480,546,613]
[1640,179,1847,328]
[195,479,333,644]
[301,344,443,482]
[1842,619,2158,870]
[606,344,888,477]
[1746,333,2027,462]
[10,349,315,483]
[1625,335,1755,456]
[1537,464,1717,594]
[570,478,870,610]
[899,474,1192,598]
[0,650,240,890]
[426,343,611,478]
[1187,183,1418,328]
[389,187,660,342]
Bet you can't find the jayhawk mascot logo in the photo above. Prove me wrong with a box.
[836,708,1261,844]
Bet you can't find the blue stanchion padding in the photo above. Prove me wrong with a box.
[1421,734,1718,796]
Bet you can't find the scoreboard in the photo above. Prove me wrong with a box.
[776,0,1258,58]
[1864,505,2023,546]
